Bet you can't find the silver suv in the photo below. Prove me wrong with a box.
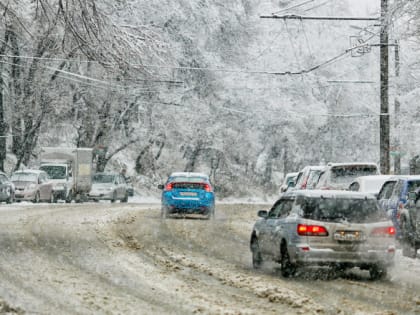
[250,190,396,279]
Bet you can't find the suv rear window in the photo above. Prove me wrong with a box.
[298,196,386,223]
[331,165,378,184]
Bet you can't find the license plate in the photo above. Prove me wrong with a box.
[180,192,197,197]
[334,230,365,242]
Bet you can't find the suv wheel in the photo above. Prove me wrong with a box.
[251,237,263,269]
[369,264,387,280]
[280,243,297,277]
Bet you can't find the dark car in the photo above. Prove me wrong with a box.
[250,190,395,279]
[399,189,420,258]
[0,171,15,204]
[377,175,420,238]
[158,172,215,219]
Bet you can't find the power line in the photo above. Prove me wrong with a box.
[260,14,380,21]
[0,48,361,77]
[220,104,389,118]
[0,59,180,91]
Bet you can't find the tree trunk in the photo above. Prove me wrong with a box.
[184,140,203,172]
[0,26,12,172]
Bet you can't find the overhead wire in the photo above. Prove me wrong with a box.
[0,59,174,92]
[0,45,363,77]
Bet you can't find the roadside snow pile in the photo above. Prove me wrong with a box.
[162,249,325,314]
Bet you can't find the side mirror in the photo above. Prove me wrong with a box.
[157,184,164,190]
[257,210,268,218]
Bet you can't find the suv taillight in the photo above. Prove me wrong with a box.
[165,183,173,191]
[297,224,328,236]
[371,226,396,237]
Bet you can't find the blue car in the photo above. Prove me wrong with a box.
[158,172,215,219]
[377,175,420,238]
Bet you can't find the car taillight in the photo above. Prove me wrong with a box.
[297,224,328,236]
[203,183,212,192]
[301,178,307,189]
[371,226,396,237]
[165,183,173,191]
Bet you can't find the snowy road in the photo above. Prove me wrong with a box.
[0,202,419,314]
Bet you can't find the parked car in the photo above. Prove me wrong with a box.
[377,175,420,238]
[158,172,215,219]
[315,162,380,190]
[294,165,325,190]
[88,172,128,203]
[348,175,395,197]
[279,172,298,194]
[0,171,15,204]
[399,189,420,258]
[250,190,395,279]
[11,170,54,203]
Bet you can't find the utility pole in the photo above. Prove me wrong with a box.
[393,41,401,174]
[380,0,390,174]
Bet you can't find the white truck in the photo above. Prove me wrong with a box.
[39,147,93,203]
